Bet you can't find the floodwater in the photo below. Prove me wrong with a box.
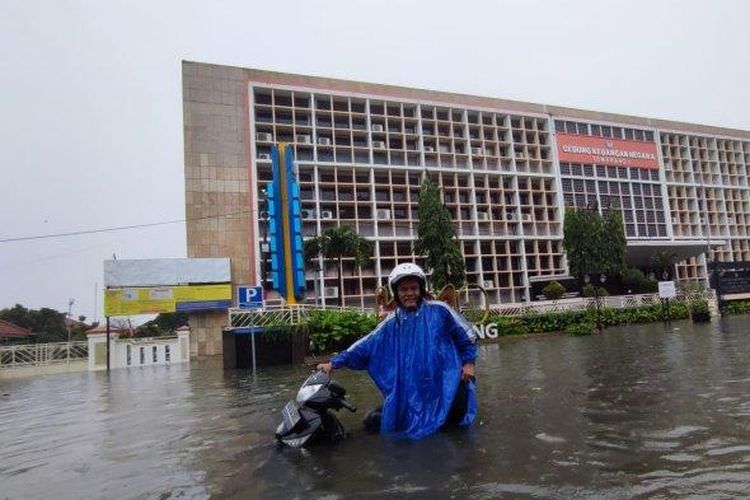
[3,318,750,499]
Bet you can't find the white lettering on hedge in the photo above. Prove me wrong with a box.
[473,323,498,339]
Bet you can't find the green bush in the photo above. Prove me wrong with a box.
[639,277,659,293]
[482,300,691,337]
[721,300,750,315]
[690,299,711,322]
[519,310,585,333]
[564,322,597,336]
[486,315,530,336]
[582,284,598,297]
[582,284,608,297]
[305,309,377,352]
[621,268,645,292]
[542,281,565,300]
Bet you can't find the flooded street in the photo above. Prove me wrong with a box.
[3,317,750,499]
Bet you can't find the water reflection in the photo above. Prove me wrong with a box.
[2,318,750,498]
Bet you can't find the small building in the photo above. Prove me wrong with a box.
[87,324,190,371]
[0,319,31,341]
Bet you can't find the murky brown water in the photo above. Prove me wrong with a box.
[3,317,750,499]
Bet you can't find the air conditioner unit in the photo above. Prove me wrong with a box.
[372,140,387,149]
[302,209,316,220]
[482,280,494,289]
[507,212,517,221]
[296,134,311,144]
[258,153,271,160]
[522,214,533,222]
[256,132,272,142]
[424,146,435,152]
[477,211,489,221]
[471,147,483,155]
[324,286,339,298]
[376,209,391,220]
[372,123,384,132]
[260,242,270,252]
[671,217,678,225]
[320,210,334,220]
[516,152,526,159]
[318,137,332,146]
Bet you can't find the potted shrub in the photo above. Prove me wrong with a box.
[542,281,565,301]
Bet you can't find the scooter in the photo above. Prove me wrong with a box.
[275,370,356,447]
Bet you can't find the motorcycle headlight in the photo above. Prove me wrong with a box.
[297,383,324,403]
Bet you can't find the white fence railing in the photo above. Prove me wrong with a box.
[489,290,716,317]
[226,291,718,327]
[227,304,366,329]
[0,341,89,368]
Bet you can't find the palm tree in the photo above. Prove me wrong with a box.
[651,249,677,280]
[304,226,372,306]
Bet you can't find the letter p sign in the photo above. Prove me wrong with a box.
[238,285,263,309]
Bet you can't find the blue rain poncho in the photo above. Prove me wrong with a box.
[331,300,478,439]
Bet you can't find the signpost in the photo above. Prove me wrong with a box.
[658,281,676,299]
[658,280,676,326]
[238,285,264,309]
[237,286,264,373]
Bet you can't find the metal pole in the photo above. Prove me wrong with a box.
[251,331,257,375]
[66,298,74,364]
[106,316,111,372]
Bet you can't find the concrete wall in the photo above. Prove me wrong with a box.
[182,63,257,355]
[88,331,190,371]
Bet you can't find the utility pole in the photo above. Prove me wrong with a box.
[66,298,75,363]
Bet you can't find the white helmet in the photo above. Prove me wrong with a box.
[388,263,426,296]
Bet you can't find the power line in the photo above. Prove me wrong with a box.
[0,209,253,244]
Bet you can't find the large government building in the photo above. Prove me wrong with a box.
[182,61,750,355]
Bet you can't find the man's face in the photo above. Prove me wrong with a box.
[396,277,422,311]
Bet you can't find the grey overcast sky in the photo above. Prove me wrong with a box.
[1,0,749,322]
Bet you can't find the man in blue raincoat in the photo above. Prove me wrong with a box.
[318,263,478,440]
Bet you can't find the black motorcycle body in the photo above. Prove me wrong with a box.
[275,371,356,447]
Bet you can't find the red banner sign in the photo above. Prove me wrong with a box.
[556,133,659,169]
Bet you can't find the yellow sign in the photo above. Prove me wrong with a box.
[104,284,232,316]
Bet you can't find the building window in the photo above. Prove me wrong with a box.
[126,345,131,366]
[152,346,158,363]
[165,345,171,363]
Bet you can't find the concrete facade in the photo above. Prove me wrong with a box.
[182,60,750,355]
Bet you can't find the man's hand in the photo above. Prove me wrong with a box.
[317,362,333,375]
[461,363,475,381]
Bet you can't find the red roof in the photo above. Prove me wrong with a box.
[0,319,31,339]
[86,323,123,335]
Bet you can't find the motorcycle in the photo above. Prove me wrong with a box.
[275,370,356,447]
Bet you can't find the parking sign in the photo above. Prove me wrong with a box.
[238,285,263,309]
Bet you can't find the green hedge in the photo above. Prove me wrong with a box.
[245,299,700,355]
[564,322,597,336]
[488,301,691,336]
[721,300,750,315]
[305,309,377,352]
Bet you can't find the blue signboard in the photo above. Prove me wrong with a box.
[238,285,264,309]
[266,144,306,303]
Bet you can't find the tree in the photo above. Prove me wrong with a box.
[563,206,626,283]
[651,249,677,280]
[602,206,626,275]
[0,304,67,342]
[415,177,466,291]
[305,226,372,305]
[136,312,189,338]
